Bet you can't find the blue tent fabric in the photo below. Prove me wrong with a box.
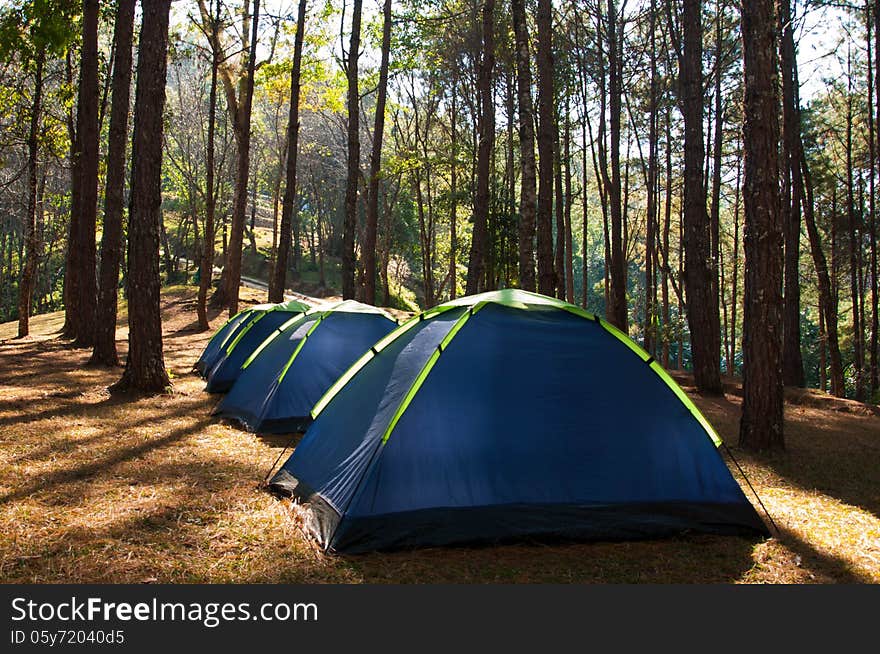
[194,309,258,377]
[269,293,768,553]
[205,308,307,393]
[214,307,397,433]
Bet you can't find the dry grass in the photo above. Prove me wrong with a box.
[1,286,878,584]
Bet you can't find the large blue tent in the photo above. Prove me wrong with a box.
[214,300,397,433]
[269,289,768,553]
[203,299,310,393]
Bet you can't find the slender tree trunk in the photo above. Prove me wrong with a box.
[606,0,626,328]
[554,115,565,300]
[801,156,844,396]
[17,49,44,339]
[780,0,805,387]
[730,152,742,376]
[91,0,135,365]
[645,0,658,353]
[682,0,722,394]
[449,82,458,299]
[70,0,100,348]
[564,94,574,304]
[512,0,537,292]
[63,47,79,339]
[662,110,672,368]
[846,54,865,401]
[872,0,880,394]
[362,0,391,304]
[269,0,307,302]
[466,0,495,295]
[215,0,260,314]
[112,0,173,394]
[342,0,362,299]
[739,0,784,450]
[535,0,555,297]
[197,0,221,331]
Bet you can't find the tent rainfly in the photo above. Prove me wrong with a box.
[269,289,769,553]
[213,300,398,434]
[202,300,310,393]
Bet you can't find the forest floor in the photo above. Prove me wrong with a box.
[1,285,878,584]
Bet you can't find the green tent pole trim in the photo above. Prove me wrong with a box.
[309,306,459,420]
[215,309,251,351]
[223,310,270,355]
[648,360,724,447]
[241,313,310,370]
[277,312,329,383]
[379,303,485,445]
[223,304,308,355]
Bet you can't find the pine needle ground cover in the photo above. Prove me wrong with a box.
[0,287,877,583]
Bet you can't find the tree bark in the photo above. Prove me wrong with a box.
[269,0,307,302]
[535,0,555,297]
[112,0,173,394]
[512,0,536,293]
[739,0,784,450]
[91,0,136,365]
[681,0,722,394]
[465,0,495,295]
[780,0,805,387]
[197,0,221,331]
[17,49,44,339]
[362,0,391,304]
[214,0,261,314]
[342,0,362,299]
[606,0,626,328]
[69,0,100,348]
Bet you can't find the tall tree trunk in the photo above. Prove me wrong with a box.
[70,0,100,348]
[730,152,742,376]
[846,53,865,401]
[269,0,307,302]
[739,0,784,450]
[362,0,391,304]
[780,0,805,387]
[342,0,362,299]
[112,0,173,394]
[800,154,844,396]
[564,93,574,304]
[662,109,672,368]
[645,0,658,353]
[535,0,555,296]
[63,47,79,339]
[449,82,458,299]
[606,0,627,328]
[681,0,722,394]
[512,0,536,292]
[197,0,221,331]
[17,49,44,339]
[466,0,495,295]
[554,116,565,300]
[872,0,880,394]
[91,0,135,365]
[215,0,260,314]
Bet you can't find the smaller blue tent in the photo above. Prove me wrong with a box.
[194,305,269,377]
[204,299,310,393]
[214,300,397,433]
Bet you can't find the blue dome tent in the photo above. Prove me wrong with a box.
[268,289,768,553]
[203,299,310,393]
[214,300,397,434]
